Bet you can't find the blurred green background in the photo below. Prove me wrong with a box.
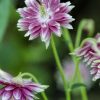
[0,0,100,100]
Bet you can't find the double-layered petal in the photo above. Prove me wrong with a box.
[73,34,100,81]
[0,69,48,100]
[17,0,75,48]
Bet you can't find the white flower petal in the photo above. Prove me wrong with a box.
[29,33,39,40]
[64,24,73,29]
[24,31,31,37]
[0,69,12,82]
[2,92,11,100]
[13,89,21,99]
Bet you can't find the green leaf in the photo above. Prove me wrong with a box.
[0,0,11,41]
[71,83,86,90]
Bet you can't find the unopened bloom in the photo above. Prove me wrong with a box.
[17,0,75,48]
[0,69,48,100]
[73,33,100,81]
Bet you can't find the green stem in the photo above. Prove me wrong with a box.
[76,61,88,100]
[51,36,71,100]
[62,27,74,52]
[75,21,85,48]
[62,27,88,100]
[74,21,88,100]
[21,73,48,100]
[67,89,71,100]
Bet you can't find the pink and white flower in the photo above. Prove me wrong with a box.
[0,69,48,100]
[90,54,100,81]
[17,0,75,48]
[73,33,100,81]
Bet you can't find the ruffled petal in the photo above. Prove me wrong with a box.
[22,88,34,97]
[28,22,41,40]
[0,69,12,83]
[17,7,38,18]
[49,21,61,37]
[17,18,34,31]
[2,91,12,100]
[25,0,39,10]
[59,2,75,13]
[13,89,21,100]
[40,25,51,48]
[5,86,15,91]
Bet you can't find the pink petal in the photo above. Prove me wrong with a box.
[59,2,75,13]
[41,26,51,41]
[5,86,15,91]
[21,96,26,100]
[25,0,39,11]
[22,88,34,97]
[43,0,50,8]
[27,96,33,100]
[29,25,41,34]
[90,68,97,75]
[2,91,11,100]
[17,7,37,18]
[0,89,4,95]
[28,23,41,40]
[49,21,61,37]
[13,89,21,99]
[40,26,51,48]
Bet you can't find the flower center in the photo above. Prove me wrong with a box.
[38,4,53,24]
[40,5,47,17]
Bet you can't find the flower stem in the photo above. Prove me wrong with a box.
[21,73,48,100]
[62,27,88,100]
[62,27,74,52]
[74,21,88,100]
[51,36,71,100]
[67,89,71,100]
[76,61,88,100]
[75,20,85,48]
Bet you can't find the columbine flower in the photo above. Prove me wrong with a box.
[56,59,92,90]
[0,69,48,100]
[17,0,75,48]
[90,55,100,81]
[73,33,100,81]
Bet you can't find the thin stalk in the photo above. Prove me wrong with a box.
[76,61,88,100]
[75,20,85,48]
[67,89,71,100]
[62,27,74,52]
[51,36,71,100]
[21,73,48,100]
[62,27,88,100]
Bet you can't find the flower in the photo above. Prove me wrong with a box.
[73,33,100,81]
[56,59,92,90]
[17,0,75,48]
[90,56,100,81]
[0,69,48,100]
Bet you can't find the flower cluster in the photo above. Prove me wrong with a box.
[17,0,75,48]
[73,33,100,81]
[0,69,48,100]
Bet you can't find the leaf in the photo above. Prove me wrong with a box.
[71,83,86,90]
[0,0,11,41]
